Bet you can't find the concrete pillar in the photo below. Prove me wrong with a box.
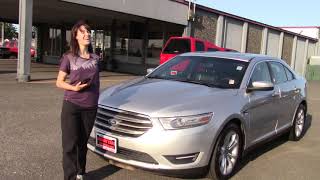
[17,0,33,82]
[290,36,298,68]
[302,39,309,77]
[215,15,224,47]
[184,21,192,37]
[260,27,268,54]
[1,22,4,45]
[240,22,248,53]
[142,20,149,66]
[93,29,97,53]
[108,19,116,71]
[277,32,284,59]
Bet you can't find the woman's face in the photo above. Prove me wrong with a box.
[76,25,91,46]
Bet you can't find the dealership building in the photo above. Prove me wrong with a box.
[0,0,319,82]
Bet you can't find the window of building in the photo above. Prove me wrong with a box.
[147,31,163,65]
[48,28,62,56]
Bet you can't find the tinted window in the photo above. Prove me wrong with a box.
[269,62,288,84]
[250,62,272,83]
[207,48,219,52]
[148,56,249,89]
[284,66,294,81]
[163,39,191,54]
[195,41,205,51]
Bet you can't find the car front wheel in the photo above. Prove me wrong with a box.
[289,104,306,141]
[209,123,242,180]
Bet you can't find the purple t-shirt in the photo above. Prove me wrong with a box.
[59,53,100,108]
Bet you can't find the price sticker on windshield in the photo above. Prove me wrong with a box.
[236,66,243,71]
[170,70,178,76]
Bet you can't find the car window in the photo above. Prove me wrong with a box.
[163,39,191,54]
[250,62,272,84]
[269,62,288,84]
[284,66,294,81]
[195,41,205,51]
[148,56,248,89]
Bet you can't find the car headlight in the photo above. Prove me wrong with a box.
[159,112,213,130]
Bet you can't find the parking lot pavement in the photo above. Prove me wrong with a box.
[1,60,320,180]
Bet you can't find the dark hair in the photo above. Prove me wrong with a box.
[69,20,93,56]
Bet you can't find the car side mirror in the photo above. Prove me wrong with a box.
[147,68,155,74]
[247,81,274,93]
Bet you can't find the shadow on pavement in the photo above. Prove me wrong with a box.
[85,164,121,180]
[233,114,312,176]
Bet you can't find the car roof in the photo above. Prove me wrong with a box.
[180,51,281,62]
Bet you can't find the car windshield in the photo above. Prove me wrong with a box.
[147,56,249,89]
[163,39,191,54]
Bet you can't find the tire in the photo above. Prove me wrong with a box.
[289,104,306,141]
[9,55,17,59]
[209,123,242,180]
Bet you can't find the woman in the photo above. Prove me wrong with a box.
[56,20,100,180]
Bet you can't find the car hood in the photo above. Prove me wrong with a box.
[99,77,238,117]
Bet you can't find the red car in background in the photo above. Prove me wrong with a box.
[160,36,237,64]
[1,40,35,59]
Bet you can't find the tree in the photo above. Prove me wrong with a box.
[1,23,18,39]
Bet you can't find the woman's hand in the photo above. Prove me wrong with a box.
[56,70,88,92]
[73,82,88,91]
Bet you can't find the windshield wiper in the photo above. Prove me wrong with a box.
[146,75,168,80]
[171,79,213,87]
[173,79,232,89]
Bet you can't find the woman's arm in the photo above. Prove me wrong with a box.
[56,70,87,91]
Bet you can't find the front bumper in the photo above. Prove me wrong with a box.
[87,122,217,171]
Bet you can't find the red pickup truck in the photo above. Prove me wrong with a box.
[160,36,236,64]
[1,40,35,59]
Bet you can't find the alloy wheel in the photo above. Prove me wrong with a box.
[218,130,239,175]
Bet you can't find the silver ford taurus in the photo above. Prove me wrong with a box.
[88,52,307,179]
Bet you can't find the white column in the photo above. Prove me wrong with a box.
[260,27,268,54]
[240,22,248,53]
[290,36,298,68]
[302,39,309,77]
[277,32,284,59]
[215,15,224,47]
[17,0,33,82]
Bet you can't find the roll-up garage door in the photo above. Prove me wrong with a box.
[223,18,243,51]
[266,30,280,58]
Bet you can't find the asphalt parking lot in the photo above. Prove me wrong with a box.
[1,60,320,180]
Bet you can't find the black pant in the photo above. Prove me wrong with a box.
[61,100,97,180]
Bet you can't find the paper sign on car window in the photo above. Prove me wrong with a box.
[236,66,243,71]
[170,71,178,75]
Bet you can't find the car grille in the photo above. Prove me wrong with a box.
[88,137,158,164]
[95,106,153,137]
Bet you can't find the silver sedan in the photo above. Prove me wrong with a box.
[88,52,307,180]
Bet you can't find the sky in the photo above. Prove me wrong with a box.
[196,0,319,27]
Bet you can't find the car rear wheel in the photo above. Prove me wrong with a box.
[289,104,306,141]
[209,123,242,180]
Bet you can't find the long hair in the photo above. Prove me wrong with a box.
[69,20,93,56]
